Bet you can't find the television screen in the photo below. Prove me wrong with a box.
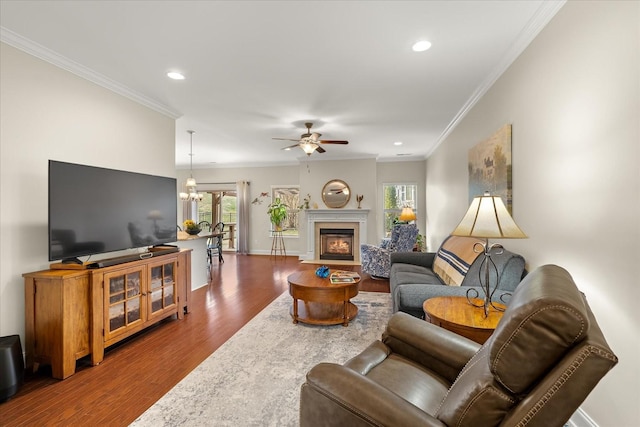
[49,160,178,262]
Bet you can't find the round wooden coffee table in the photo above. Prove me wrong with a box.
[288,270,360,326]
[423,296,505,344]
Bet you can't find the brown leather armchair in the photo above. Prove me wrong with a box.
[300,265,618,426]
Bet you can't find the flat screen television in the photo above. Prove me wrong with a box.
[49,160,178,262]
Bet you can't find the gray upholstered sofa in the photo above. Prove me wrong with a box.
[390,236,526,318]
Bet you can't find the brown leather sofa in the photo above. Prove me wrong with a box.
[300,265,618,426]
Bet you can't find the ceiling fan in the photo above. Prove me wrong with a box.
[272,122,348,156]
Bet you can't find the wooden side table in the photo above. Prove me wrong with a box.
[423,296,505,344]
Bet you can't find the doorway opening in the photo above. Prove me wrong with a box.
[198,190,237,251]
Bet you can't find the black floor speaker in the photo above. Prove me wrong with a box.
[0,335,24,402]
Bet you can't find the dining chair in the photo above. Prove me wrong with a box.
[207,222,225,264]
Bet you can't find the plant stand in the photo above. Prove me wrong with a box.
[271,231,286,257]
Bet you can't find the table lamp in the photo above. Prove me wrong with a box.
[398,207,416,223]
[451,192,527,316]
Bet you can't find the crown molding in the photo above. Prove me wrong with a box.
[427,0,567,157]
[1,26,182,119]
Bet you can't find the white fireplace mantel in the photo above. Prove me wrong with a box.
[300,209,369,261]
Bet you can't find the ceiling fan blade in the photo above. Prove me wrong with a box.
[315,146,326,153]
[281,143,301,150]
[272,137,301,142]
[319,140,349,144]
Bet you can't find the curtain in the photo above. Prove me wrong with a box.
[236,181,250,254]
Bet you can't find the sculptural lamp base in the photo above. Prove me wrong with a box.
[465,240,507,318]
[450,192,528,317]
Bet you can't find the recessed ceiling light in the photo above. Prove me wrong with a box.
[412,40,432,52]
[167,72,185,80]
[394,141,403,146]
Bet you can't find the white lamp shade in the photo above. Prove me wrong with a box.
[185,177,197,188]
[451,193,527,239]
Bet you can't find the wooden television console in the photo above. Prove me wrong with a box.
[23,248,192,379]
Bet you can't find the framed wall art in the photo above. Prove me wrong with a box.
[468,124,513,213]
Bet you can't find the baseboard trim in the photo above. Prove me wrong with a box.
[568,407,598,427]
[301,259,361,266]
[246,250,300,256]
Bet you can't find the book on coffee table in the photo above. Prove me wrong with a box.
[330,276,355,284]
[330,271,360,284]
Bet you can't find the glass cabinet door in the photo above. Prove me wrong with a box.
[104,266,144,340]
[148,260,177,318]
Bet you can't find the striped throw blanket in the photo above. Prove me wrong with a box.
[433,236,483,286]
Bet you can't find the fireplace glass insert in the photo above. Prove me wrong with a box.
[319,228,355,261]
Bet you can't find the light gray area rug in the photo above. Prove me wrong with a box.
[131,291,393,427]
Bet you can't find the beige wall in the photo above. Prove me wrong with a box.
[182,158,424,257]
[0,44,176,340]
[178,164,301,254]
[426,1,639,425]
[298,158,378,246]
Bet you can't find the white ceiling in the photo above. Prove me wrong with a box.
[0,1,563,169]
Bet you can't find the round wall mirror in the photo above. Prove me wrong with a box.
[321,179,351,208]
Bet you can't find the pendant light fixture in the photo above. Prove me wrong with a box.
[179,130,204,202]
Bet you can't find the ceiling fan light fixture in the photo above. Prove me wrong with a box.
[412,40,432,52]
[301,142,318,155]
[273,122,348,156]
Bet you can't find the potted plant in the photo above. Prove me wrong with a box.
[183,219,201,235]
[267,197,288,231]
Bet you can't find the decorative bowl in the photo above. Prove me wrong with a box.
[186,228,201,235]
[315,265,330,278]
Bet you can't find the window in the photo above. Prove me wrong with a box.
[271,186,300,237]
[198,192,213,224]
[382,183,417,237]
[198,191,237,225]
[197,191,238,251]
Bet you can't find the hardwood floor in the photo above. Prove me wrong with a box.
[1,254,389,426]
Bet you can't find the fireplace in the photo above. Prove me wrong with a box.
[319,228,355,261]
[302,209,369,262]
